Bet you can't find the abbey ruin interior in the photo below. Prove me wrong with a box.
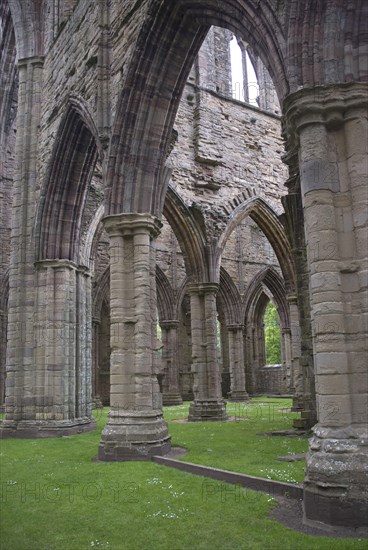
[0,0,367,531]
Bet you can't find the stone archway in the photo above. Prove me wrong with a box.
[2,0,366,528]
[243,268,291,396]
[2,98,101,436]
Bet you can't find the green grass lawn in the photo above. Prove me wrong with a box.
[165,398,308,483]
[1,400,365,550]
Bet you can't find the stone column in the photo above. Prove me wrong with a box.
[98,213,171,460]
[2,259,95,435]
[284,83,368,528]
[281,328,292,393]
[244,323,255,393]
[288,294,315,428]
[0,308,6,410]
[237,40,249,103]
[282,185,316,427]
[1,57,95,437]
[1,57,43,435]
[178,314,193,400]
[227,324,249,401]
[288,296,302,401]
[187,284,227,421]
[220,323,231,397]
[160,320,183,406]
[92,317,103,408]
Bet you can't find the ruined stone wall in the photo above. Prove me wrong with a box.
[1,4,290,404]
[156,27,286,293]
[39,0,102,191]
[91,26,288,398]
[169,85,286,211]
[221,219,280,296]
[155,219,187,295]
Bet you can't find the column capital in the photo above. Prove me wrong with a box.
[102,213,162,238]
[187,282,219,295]
[160,320,179,330]
[227,324,244,332]
[287,294,298,305]
[34,259,78,271]
[18,56,45,68]
[34,259,91,276]
[283,82,368,138]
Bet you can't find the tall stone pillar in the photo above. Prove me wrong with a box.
[244,323,255,393]
[2,258,95,435]
[187,284,227,421]
[178,314,193,400]
[282,187,316,427]
[284,83,368,528]
[92,317,103,408]
[227,324,249,401]
[98,214,171,460]
[288,296,302,400]
[281,328,292,393]
[1,57,43,435]
[160,320,183,406]
[1,57,95,437]
[220,322,231,397]
[0,307,6,410]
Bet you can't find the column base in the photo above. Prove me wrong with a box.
[162,394,183,406]
[292,395,317,429]
[303,425,368,529]
[227,391,250,402]
[293,410,315,430]
[221,372,231,398]
[291,394,303,412]
[303,487,368,531]
[98,409,171,461]
[181,391,194,401]
[0,417,96,438]
[92,397,104,409]
[188,400,227,421]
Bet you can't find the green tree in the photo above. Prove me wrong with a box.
[263,301,281,364]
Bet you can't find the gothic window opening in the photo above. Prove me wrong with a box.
[230,35,259,106]
[263,301,281,366]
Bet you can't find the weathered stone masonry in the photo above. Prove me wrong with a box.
[0,0,367,530]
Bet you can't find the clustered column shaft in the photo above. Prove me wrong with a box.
[284,83,368,528]
[160,320,183,406]
[98,213,170,460]
[227,324,249,401]
[188,283,227,421]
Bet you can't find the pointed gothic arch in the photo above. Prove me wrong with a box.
[243,266,289,329]
[7,0,45,58]
[105,0,288,217]
[218,267,242,326]
[219,197,296,293]
[163,186,208,282]
[243,267,290,395]
[156,266,176,323]
[35,97,101,263]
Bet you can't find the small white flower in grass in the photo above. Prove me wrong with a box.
[7,480,17,485]
[146,477,162,485]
